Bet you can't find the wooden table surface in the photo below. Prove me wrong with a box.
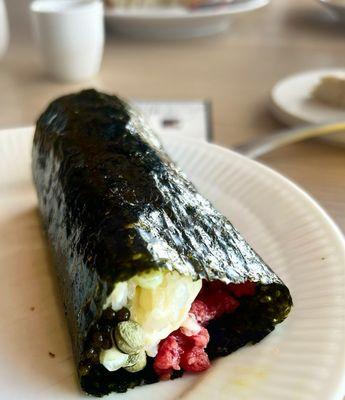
[1,0,344,235]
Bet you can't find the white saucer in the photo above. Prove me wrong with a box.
[270,69,345,146]
[105,0,270,39]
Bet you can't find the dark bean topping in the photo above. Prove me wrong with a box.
[101,337,112,350]
[82,347,99,363]
[90,323,101,335]
[103,307,117,321]
[116,307,130,322]
[79,360,92,376]
[102,325,113,335]
[91,331,104,347]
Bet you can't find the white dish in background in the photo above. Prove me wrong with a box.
[319,0,345,21]
[270,69,345,145]
[1,127,345,399]
[105,0,270,39]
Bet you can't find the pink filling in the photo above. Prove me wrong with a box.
[153,280,256,379]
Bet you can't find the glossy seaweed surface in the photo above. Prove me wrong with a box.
[32,89,292,396]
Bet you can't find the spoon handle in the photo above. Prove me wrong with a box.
[233,121,345,159]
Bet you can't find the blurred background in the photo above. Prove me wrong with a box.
[0,0,344,231]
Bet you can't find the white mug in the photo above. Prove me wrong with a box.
[0,0,9,59]
[30,0,104,82]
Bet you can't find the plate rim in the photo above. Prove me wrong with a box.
[104,0,270,20]
[1,126,345,399]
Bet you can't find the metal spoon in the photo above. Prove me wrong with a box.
[233,121,345,159]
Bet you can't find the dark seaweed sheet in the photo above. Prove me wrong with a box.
[32,89,292,396]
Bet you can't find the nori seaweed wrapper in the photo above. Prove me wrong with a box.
[32,89,292,396]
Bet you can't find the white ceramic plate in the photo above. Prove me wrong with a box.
[1,127,345,400]
[105,0,269,39]
[270,69,345,145]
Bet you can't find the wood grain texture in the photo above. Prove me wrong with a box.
[0,0,344,236]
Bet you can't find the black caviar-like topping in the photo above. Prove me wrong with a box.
[82,347,99,363]
[79,360,92,376]
[91,331,105,348]
[116,307,130,322]
[103,308,117,322]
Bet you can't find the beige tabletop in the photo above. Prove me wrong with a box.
[1,0,344,235]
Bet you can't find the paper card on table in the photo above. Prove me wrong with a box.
[133,100,212,142]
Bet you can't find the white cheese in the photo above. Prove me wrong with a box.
[128,271,202,356]
[103,281,128,311]
[180,313,201,336]
[99,347,129,372]
[101,270,202,371]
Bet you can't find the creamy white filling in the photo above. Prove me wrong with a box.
[101,270,202,371]
[100,347,129,372]
[180,313,201,336]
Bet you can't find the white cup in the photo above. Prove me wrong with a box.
[30,0,104,82]
[0,0,9,59]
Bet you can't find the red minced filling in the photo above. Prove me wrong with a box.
[153,280,256,379]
